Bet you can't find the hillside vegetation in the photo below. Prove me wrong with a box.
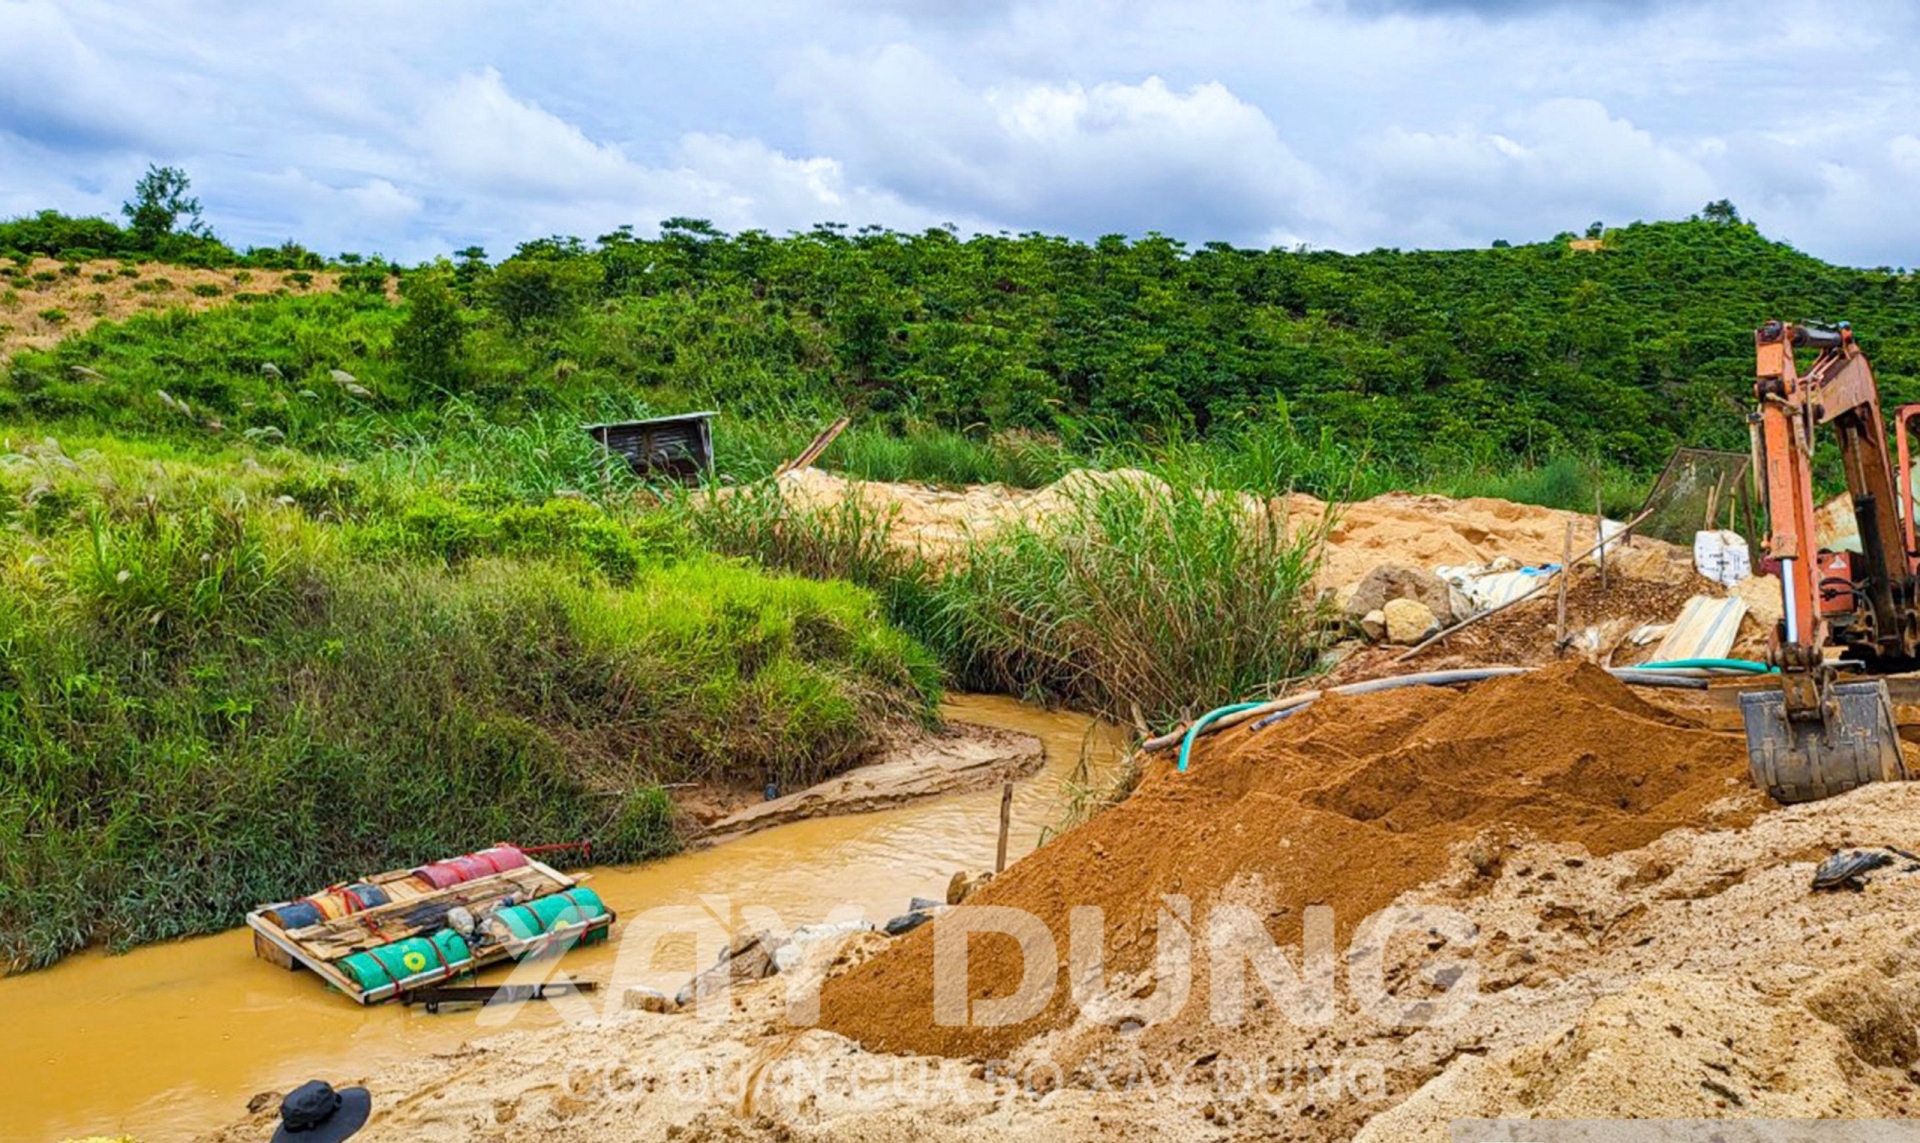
[6,209,1915,505]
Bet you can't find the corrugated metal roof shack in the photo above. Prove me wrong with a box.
[584,412,717,482]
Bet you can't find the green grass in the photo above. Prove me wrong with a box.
[926,472,1330,726]
[0,432,938,970]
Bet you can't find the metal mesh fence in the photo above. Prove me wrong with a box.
[1634,447,1754,546]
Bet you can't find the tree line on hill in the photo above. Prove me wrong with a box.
[8,166,1918,479]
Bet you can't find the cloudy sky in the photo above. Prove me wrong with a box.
[3,0,1916,266]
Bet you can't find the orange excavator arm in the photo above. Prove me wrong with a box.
[1752,321,1824,665]
[1753,320,1919,665]
[1744,320,1910,803]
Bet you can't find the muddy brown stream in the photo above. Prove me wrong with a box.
[0,696,1123,1143]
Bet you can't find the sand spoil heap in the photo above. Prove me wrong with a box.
[819,663,1759,1065]
[771,467,1692,587]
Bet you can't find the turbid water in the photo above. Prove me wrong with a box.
[0,696,1123,1143]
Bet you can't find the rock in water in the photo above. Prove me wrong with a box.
[1383,597,1439,644]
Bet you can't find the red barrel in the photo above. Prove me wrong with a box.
[413,845,528,889]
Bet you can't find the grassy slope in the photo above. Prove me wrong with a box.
[0,433,938,970]
[0,257,343,357]
[8,218,1914,512]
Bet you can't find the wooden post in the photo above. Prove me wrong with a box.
[1596,489,1607,592]
[1556,520,1573,650]
[995,782,1013,874]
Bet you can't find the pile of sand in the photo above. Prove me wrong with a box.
[1326,566,1753,682]
[818,664,1758,1062]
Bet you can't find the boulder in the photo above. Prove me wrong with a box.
[885,911,933,936]
[1360,609,1388,643]
[774,919,878,973]
[1383,597,1439,644]
[621,987,677,1014]
[1344,564,1457,627]
[677,930,784,1006]
[947,870,993,905]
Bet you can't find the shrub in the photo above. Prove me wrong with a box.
[393,271,467,394]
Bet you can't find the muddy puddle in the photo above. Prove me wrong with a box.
[0,696,1123,1143]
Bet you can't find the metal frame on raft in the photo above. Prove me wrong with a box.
[245,857,615,1006]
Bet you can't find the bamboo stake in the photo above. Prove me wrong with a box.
[1596,489,1608,591]
[774,416,852,477]
[995,781,1013,874]
[1394,504,1659,664]
[1556,521,1573,650]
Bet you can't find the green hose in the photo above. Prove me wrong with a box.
[1177,702,1268,773]
[1635,657,1775,673]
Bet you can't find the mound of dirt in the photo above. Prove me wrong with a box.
[1290,491,1693,589]
[766,468,1692,588]
[818,663,1758,1061]
[1323,566,1727,683]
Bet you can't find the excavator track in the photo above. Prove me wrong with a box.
[1739,679,1907,803]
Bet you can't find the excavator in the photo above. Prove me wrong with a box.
[1743,319,1917,802]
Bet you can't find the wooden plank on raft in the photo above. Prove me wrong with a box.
[405,981,598,1011]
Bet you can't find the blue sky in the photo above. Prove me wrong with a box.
[3,0,1916,266]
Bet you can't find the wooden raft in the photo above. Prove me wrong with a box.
[247,857,614,1005]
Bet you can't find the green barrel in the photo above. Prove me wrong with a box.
[495,888,608,948]
[340,929,471,994]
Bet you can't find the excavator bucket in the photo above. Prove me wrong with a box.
[1739,680,1907,804]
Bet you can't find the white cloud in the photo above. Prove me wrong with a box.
[416,68,640,200]
[796,44,1342,243]
[1364,98,1717,245]
[0,1,177,151]
[1,0,1916,265]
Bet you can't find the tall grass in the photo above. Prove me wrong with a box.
[929,474,1332,726]
[680,474,943,633]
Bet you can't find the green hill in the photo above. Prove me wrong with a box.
[6,211,1914,495]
